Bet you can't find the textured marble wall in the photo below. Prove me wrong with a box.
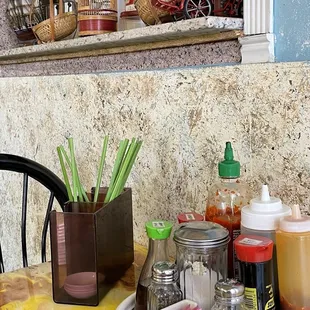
[0,61,310,271]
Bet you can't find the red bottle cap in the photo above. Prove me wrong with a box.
[177,212,204,223]
[234,234,273,263]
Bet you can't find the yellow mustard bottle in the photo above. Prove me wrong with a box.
[276,204,310,310]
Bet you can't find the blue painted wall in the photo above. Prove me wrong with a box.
[274,0,310,62]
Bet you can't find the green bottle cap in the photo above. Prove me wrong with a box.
[146,220,173,240]
[218,142,240,178]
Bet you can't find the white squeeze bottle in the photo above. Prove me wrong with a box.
[241,184,291,309]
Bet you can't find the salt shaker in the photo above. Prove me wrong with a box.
[212,279,247,310]
[147,261,183,310]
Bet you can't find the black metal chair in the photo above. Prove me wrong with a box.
[0,154,68,273]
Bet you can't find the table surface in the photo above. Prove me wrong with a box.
[0,244,147,310]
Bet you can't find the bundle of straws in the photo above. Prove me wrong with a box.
[57,136,142,204]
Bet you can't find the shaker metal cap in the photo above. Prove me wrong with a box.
[173,221,230,248]
[215,279,244,298]
[152,261,178,282]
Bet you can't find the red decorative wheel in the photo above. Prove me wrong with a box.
[183,0,212,18]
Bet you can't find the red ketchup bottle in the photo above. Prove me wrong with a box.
[205,142,251,279]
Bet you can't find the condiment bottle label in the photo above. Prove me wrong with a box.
[152,221,165,228]
[239,237,263,246]
[244,284,275,310]
[244,287,258,310]
[185,213,195,221]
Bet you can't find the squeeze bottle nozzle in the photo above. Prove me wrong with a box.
[261,184,270,202]
[224,142,234,161]
[291,204,302,220]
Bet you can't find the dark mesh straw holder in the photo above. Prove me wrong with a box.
[50,188,134,306]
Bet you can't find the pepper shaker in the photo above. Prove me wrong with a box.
[212,279,247,310]
[147,261,183,310]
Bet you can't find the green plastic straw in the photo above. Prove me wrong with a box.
[109,138,139,201]
[112,140,142,200]
[104,139,129,203]
[94,135,109,203]
[57,146,73,201]
[68,138,78,202]
[60,146,71,169]
[118,140,143,195]
[58,146,89,201]
[57,136,142,204]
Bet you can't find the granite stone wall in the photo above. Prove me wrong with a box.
[0,61,310,271]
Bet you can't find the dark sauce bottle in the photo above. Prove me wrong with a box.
[135,220,172,310]
[234,235,276,310]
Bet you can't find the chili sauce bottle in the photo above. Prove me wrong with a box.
[205,141,251,278]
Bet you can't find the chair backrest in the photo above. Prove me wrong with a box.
[0,154,68,272]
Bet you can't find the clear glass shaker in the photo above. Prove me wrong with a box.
[212,279,247,310]
[135,220,173,310]
[174,221,230,310]
[147,261,183,310]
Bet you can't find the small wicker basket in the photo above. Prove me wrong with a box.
[30,0,77,43]
[134,0,173,25]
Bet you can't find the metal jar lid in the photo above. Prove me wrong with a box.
[215,279,244,303]
[152,261,178,283]
[173,221,230,248]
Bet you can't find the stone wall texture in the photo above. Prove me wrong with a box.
[0,61,310,271]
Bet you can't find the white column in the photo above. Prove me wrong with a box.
[244,0,273,35]
[239,0,275,63]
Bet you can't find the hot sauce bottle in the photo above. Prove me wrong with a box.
[205,142,251,278]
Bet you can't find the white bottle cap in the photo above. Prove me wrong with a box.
[241,184,291,230]
[279,204,310,232]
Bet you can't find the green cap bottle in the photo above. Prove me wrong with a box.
[218,142,240,178]
[145,220,173,240]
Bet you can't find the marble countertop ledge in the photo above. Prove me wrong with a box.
[0,17,243,64]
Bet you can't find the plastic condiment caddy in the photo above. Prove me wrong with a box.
[50,188,134,306]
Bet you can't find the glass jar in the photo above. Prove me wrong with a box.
[135,220,173,310]
[147,261,183,310]
[212,279,247,310]
[174,221,230,310]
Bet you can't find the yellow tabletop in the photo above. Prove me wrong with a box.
[0,244,147,310]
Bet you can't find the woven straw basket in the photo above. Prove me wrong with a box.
[134,0,172,25]
[31,0,77,43]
